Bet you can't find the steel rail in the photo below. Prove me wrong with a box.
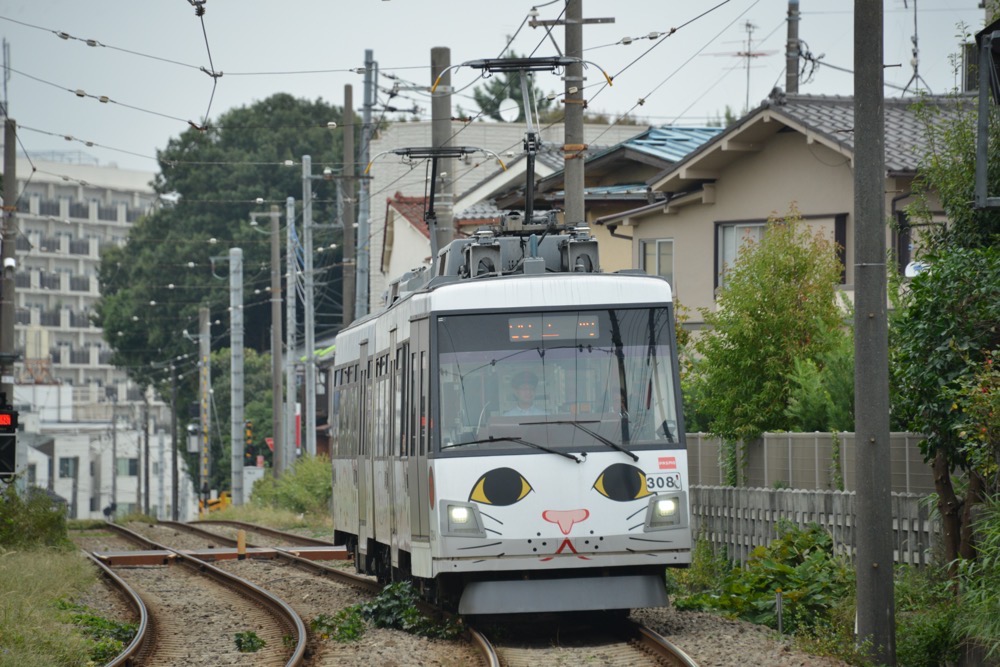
[82,550,150,667]
[159,519,381,594]
[190,518,336,547]
[630,619,700,667]
[102,522,308,667]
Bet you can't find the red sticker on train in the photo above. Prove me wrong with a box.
[658,456,676,470]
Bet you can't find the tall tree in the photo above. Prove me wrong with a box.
[95,93,351,392]
[892,97,1000,565]
[693,210,849,450]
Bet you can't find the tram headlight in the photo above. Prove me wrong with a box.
[655,498,677,517]
[644,492,688,532]
[440,501,486,537]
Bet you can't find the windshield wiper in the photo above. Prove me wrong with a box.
[442,435,581,463]
[544,420,638,462]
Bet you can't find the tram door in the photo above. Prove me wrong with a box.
[357,341,374,559]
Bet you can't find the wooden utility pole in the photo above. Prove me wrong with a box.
[854,0,896,663]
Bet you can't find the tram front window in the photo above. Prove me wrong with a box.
[436,308,680,452]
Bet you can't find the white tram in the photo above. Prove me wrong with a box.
[330,221,692,614]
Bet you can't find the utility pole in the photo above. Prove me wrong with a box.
[229,247,245,504]
[285,197,297,463]
[430,47,454,259]
[111,395,117,516]
[198,306,211,511]
[143,400,150,515]
[342,85,356,328]
[250,206,284,477]
[157,428,165,520]
[1,119,16,409]
[355,49,375,319]
[268,206,284,477]
[528,5,613,224]
[786,0,800,94]
[564,0,585,226]
[302,158,317,457]
[854,0,896,663]
[170,363,178,520]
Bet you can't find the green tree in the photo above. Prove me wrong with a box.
[471,50,554,122]
[206,347,277,491]
[893,97,1000,565]
[693,209,848,449]
[94,93,351,489]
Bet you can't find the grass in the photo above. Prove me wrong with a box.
[206,503,333,537]
[0,549,99,667]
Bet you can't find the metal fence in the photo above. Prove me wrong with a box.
[689,485,938,567]
[686,432,935,495]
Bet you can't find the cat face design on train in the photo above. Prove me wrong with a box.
[467,462,654,560]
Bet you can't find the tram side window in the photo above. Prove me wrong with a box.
[409,351,418,457]
[395,345,406,457]
[420,351,427,456]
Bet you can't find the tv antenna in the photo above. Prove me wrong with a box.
[706,21,777,113]
[901,0,931,94]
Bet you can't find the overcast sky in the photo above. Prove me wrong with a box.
[0,0,986,173]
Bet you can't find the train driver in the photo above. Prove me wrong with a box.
[503,370,546,416]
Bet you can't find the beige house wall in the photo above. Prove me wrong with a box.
[621,132,922,325]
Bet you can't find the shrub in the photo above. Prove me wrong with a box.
[674,521,852,635]
[0,485,71,549]
[250,455,332,515]
[954,496,1000,659]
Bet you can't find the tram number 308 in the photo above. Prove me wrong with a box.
[646,473,683,491]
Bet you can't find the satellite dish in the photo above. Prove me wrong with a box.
[497,97,520,123]
[904,261,927,278]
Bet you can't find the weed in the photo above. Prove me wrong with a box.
[311,608,365,643]
[234,630,267,652]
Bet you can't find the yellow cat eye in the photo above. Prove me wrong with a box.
[469,467,533,506]
[593,463,653,502]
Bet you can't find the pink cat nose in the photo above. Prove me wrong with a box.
[543,509,590,534]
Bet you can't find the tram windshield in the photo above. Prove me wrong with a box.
[436,307,680,452]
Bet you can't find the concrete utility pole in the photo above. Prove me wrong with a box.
[111,395,117,514]
[1,119,16,406]
[266,206,285,477]
[302,157,317,457]
[285,197,297,462]
[157,429,165,519]
[430,47,455,258]
[143,400,150,515]
[342,85,356,328]
[198,306,211,510]
[786,0,800,94]
[529,5,613,224]
[355,49,375,319]
[564,1,585,226]
[170,363,179,519]
[853,1,896,663]
[229,247,245,504]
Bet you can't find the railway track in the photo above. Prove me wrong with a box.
[469,615,698,667]
[83,522,306,666]
[83,520,699,666]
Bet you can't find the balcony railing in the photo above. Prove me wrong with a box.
[99,350,114,365]
[40,273,61,290]
[69,202,88,218]
[16,309,30,325]
[39,199,61,216]
[69,239,91,255]
[70,349,90,364]
[98,205,118,222]
[15,236,31,251]
[14,273,30,288]
[70,312,91,328]
[70,276,91,292]
[38,236,60,253]
[40,311,60,326]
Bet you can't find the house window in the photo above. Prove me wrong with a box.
[28,463,37,486]
[116,458,138,476]
[641,239,674,287]
[152,461,160,476]
[59,457,77,478]
[717,221,766,290]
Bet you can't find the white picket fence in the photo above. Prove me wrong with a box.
[690,485,938,567]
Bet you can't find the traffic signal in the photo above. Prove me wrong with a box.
[244,420,254,460]
[0,409,18,478]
